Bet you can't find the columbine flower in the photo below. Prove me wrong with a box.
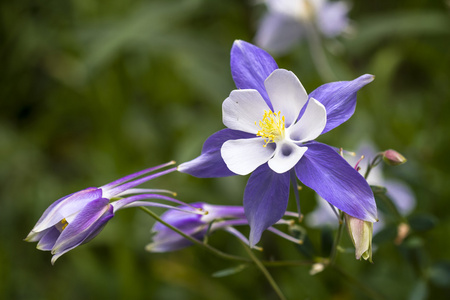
[178,40,377,246]
[147,202,301,252]
[25,162,198,264]
[345,213,373,262]
[255,0,350,54]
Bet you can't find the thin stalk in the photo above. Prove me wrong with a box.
[329,212,345,264]
[364,154,383,179]
[304,23,336,82]
[240,240,287,300]
[289,170,302,221]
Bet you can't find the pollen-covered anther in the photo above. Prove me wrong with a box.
[55,218,69,232]
[255,110,286,147]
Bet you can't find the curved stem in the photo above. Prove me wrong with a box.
[304,23,337,82]
[240,240,287,300]
[364,153,383,179]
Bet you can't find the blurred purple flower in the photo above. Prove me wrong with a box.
[25,162,194,264]
[178,40,377,246]
[255,0,350,54]
[147,202,301,252]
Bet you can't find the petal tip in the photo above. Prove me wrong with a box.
[248,230,261,248]
[361,74,375,83]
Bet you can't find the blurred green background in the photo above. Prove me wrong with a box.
[1,0,449,299]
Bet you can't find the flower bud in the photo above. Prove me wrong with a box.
[383,149,407,166]
[345,214,373,262]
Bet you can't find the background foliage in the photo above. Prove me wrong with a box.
[1,0,449,299]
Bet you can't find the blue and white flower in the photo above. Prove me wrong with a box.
[178,40,377,246]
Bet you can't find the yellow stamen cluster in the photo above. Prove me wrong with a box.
[54,218,69,233]
[256,110,286,147]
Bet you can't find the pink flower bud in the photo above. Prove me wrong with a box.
[383,149,407,166]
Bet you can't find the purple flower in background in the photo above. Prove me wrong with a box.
[178,40,377,246]
[147,202,301,252]
[25,162,195,264]
[255,0,350,54]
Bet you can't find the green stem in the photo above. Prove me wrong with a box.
[290,170,302,220]
[240,240,287,300]
[305,22,337,82]
[329,212,345,264]
[140,207,251,263]
[364,154,383,179]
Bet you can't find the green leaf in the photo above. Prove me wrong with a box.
[212,264,248,278]
[408,213,438,232]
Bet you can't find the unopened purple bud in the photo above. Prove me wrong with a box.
[383,149,407,166]
[26,162,178,263]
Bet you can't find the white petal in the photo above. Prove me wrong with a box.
[264,69,308,127]
[268,142,307,174]
[288,98,327,143]
[222,89,270,134]
[221,138,275,175]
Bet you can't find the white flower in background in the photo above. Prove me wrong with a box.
[255,0,350,54]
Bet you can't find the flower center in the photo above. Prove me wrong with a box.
[55,218,69,232]
[256,110,286,147]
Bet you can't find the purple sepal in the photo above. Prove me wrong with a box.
[51,198,114,264]
[150,203,207,252]
[230,40,278,106]
[31,187,102,233]
[101,162,175,190]
[309,74,374,134]
[178,129,253,178]
[295,142,377,222]
[244,164,290,247]
[36,227,60,251]
[150,230,207,253]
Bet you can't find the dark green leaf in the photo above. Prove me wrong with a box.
[408,214,438,232]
